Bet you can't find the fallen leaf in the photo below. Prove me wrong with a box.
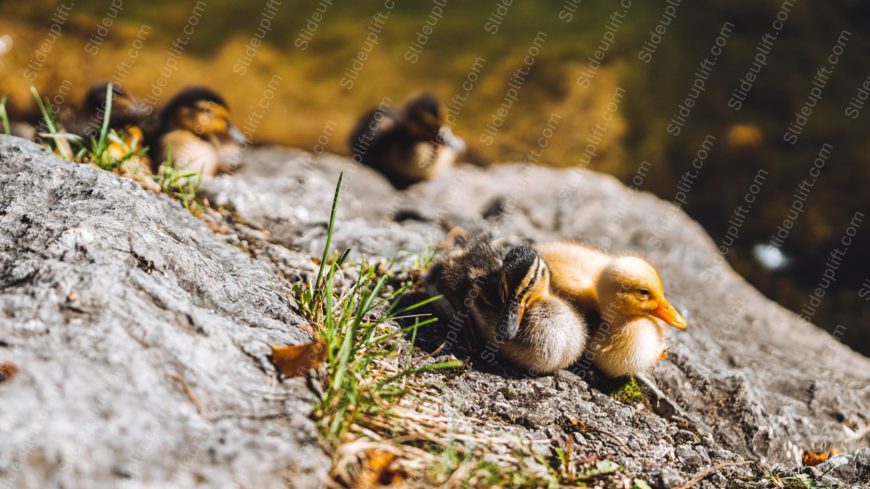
[356,448,406,489]
[270,340,327,377]
[0,361,18,383]
[568,417,587,431]
[802,448,840,467]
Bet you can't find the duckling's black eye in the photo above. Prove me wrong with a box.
[637,288,650,298]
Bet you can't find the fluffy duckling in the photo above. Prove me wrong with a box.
[429,234,587,373]
[75,83,146,139]
[534,242,686,377]
[75,83,155,187]
[349,93,465,189]
[152,86,245,176]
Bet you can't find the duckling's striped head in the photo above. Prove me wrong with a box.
[160,86,245,144]
[496,246,550,340]
[402,93,444,141]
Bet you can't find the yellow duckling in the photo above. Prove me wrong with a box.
[153,86,245,177]
[429,233,587,373]
[534,242,686,377]
[349,93,465,190]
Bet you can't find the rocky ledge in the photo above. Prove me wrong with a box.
[1,135,868,488]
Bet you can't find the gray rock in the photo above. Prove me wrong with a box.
[816,448,870,485]
[658,466,683,487]
[675,444,704,470]
[0,137,329,489]
[205,145,870,483]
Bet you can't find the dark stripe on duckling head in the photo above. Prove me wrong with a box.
[501,246,541,301]
[495,246,541,341]
[405,93,441,120]
[403,93,444,141]
[159,86,228,129]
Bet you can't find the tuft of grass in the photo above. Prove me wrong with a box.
[155,146,202,212]
[755,465,845,489]
[608,376,646,405]
[0,96,10,135]
[31,85,73,160]
[293,173,460,445]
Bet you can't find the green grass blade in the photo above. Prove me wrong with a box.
[370,317,438,345]
[0,96,10,135]
[97,83,113,155]
[392,294,443,316]
[315,172,343,290]
[30,86,72,160]
[30,86,57,134]
[376,359,464,387]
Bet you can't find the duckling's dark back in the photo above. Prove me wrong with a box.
[348,107,408,167]
[428,233,504,312]
[82,84,142,128]
[348,105,437,189]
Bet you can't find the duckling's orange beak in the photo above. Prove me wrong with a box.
[652,301,686,329]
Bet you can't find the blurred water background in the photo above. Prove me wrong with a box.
[1,0,868,354]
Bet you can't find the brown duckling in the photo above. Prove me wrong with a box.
[534,242,686,377]
[75,83,155,187]
[74,82,147,140]
[349,93,465,189]
[152,86,245,176]
[429,233,587,373]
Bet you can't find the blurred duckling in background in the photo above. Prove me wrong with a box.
[349,93,465,189]
[8,121,36,140]
[429,232,587,373]
[534,242,686,377]
[75,83,147,139]
[152,86,245,176]
[78,83,152,177]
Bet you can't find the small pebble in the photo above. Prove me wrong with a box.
[674,429,699,444]
[675,444,704,469]
[659,467,683,487]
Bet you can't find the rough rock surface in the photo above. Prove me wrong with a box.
[2,136,869,488]
[206,146,870,486]
[0,137,328,489]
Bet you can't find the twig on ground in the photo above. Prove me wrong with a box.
[590,426,631,454]
[169,371,209,418]
[675,460,752,489]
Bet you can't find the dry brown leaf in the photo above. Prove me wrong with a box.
[801,448,840,467]
[270,340,327,377]
[356,448,406,489]
[0,361,19,383]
